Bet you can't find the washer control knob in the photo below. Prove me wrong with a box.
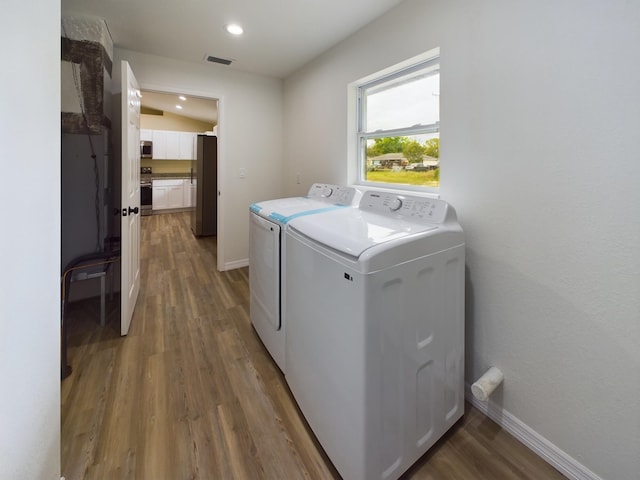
[321,187,333,197]
[389,197,403,211]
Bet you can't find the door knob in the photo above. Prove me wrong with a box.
[122,206,140,216]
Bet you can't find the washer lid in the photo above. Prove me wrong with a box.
[251,197,346,223]
[249,184,360,224]
[288,208,437,258]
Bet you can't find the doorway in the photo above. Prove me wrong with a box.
[138,88,221,264]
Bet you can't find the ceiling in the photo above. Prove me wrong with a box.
[61,0,405,79]
[141,90,219,125]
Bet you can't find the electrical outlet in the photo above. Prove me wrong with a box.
[239,167,246,178]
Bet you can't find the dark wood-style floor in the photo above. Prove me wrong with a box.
[61,212,565,480]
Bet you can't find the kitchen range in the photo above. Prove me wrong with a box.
[140,166,152,215]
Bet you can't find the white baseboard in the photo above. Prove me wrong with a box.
[222,258,249,271]
[465,386,603,480]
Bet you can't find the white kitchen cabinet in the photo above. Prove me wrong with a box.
[152,184,168,210]
[179,132,196,160]
[140,129,153,142]
[164,131,180,159]
[151,130,167,159]
[167,184,184,208]
[183,179,195,207]
[146,130,197,160]
[152,179,185,210]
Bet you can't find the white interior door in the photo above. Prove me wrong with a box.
[120,61,141,335]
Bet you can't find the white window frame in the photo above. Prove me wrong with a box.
[351,49,440,193]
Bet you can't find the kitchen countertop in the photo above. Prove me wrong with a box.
[151,172,191,179]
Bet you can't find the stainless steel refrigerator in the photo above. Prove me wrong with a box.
[191,135,217,236]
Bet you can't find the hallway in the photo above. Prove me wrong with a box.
[61,212,565,479]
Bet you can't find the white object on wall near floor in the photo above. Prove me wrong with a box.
[471,367,504,402]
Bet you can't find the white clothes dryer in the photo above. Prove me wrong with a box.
[284,190,465,480]
[249,184,361,373]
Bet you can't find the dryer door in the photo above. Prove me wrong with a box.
[249,213,281,331]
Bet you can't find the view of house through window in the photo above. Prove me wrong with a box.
[357,55,440,189]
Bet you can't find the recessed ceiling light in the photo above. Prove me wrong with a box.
[178,95,186,101]
[176,105,183,110]
[225,23,244,36]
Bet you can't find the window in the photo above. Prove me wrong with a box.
[356,54,440,190]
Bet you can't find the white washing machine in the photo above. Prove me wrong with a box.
[249,184,361,373]
[284,190,465,480]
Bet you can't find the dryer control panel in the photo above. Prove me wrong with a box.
[360,191,449,223]
[307,183,360,206]
[308,183,336,198]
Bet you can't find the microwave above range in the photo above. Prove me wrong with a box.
[140,140,152,158]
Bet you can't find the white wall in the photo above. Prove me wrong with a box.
[283,0,640,478]
[115,48,284,269]
[0,0,61,479]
